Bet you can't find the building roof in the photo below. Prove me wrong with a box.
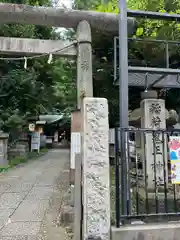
[39,115,64,124]
[115,72,180,88]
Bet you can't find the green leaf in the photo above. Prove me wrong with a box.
[136,27,144,36]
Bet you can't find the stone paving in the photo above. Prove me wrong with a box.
[0,148,70,239]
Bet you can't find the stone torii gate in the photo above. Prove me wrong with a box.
[0,22,92,108]
[0,3,135,240]
[0,3,135,106]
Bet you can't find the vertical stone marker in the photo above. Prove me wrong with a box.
[82,97,110,240]
[140,91,168,189]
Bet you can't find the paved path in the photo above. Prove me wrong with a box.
[0,148,70,239]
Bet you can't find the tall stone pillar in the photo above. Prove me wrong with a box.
[76,20,93,109]
[82,98,110,240]
[140,91,168,189]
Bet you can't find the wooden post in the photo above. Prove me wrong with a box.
[76,20,93,109]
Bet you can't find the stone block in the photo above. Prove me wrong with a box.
[60,205,74,225]
[0,133,8,166]
[141,90,158,100]
[8,141,28,160]
[111,222,180,240]
[82,98,110,240]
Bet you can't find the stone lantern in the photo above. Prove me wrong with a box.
[0,131,9,166]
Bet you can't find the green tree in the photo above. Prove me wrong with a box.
[73,0,180,126]
[0,0,76,132]
[127,0,180,112]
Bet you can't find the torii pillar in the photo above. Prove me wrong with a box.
[71,21,110,240]
[70,20,93,182]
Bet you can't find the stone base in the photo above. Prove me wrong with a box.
[136,188,180,222]
[8,142,29,160]
[112,222,180,240]
[141,90,158,100]
[60,205,74,225]
[70,185,75,207]
[0,132,8,166]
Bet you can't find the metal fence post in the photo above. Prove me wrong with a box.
[115,127,120,227]
[118,0,129,216]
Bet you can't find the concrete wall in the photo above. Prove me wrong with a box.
[111,223,180,240]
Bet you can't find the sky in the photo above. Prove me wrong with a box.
[53,0,72,8]
[52,0,72,32]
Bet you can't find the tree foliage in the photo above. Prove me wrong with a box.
[73,0,180,126]
[128,0,180,112]
[2,0,180,131]
[0,0,76,131]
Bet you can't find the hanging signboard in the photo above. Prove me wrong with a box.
[31,132,40,152]
[169,136,180,184]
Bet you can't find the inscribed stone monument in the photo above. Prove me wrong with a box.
[140,92,168,189]
[82,97,110,240]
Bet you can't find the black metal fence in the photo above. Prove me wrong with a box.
[114,128,180,227]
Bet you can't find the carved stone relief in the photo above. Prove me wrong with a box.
[151,116,162,128]
[141,99,167,188]
[149,103,161,114]
[83,98,110,240]
[76,21,93,108]
[80,44,90,72]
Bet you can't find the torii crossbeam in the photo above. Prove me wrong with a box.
[0,3,135,33]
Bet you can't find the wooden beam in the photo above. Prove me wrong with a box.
[0,37,77,56]
[0,3,136,34]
